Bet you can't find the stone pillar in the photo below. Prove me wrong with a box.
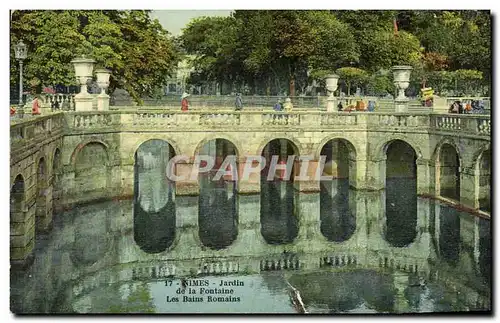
[35,180,53,232]
[174,196,202,258]
[237,157,261,194]
[416,158,431,195]
[233,194,267,255]
[394,97,409,113]
[295,159,320,192]
[354,157,385,191]
[326,95,336,112]
[10,197,36,267]
[434,201,441,257]
[460,165,478,209]
[97,93,110,111]
[175,162,200,196]
[295,192,324,252]
[393,272,410,313]
[74,95,94,112]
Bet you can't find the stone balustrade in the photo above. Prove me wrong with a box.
[10,113,65,155]
[10,110,491,140]
[65,110,492,139]
[431,114,491,136]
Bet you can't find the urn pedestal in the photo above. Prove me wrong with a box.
[392,66,412,113]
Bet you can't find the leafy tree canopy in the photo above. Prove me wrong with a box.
[10,10,180,104]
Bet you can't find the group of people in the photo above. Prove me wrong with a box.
[180,92,294,112]
[10,95,42,117]
[448,100,486,114]
[337,100,376,112]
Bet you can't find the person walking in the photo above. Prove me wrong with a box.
[32,95,41,115]
[181,92,190,112]
[235,93,243,111]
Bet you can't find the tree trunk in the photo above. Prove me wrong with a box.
[347,81,351,97]
[289,63,296,98]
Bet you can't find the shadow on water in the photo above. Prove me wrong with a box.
[133,140,176,253]
[288,270,395,313]
[385,178,417,247]
[198,183,238,249]
[134,192,176,254]
[260,180,298,244]
[438,204,460,266]
[320,178,356,242]
[478,218,491,285]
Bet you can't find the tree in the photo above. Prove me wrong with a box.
[336,67,369,96]
[10,10,179,104]
[180,16,243,94]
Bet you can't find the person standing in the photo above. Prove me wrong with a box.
[235,93,243,111]
[283,97,293,112]
[273,99,283,112]
[32,95,41,115]
[181,92,190,112]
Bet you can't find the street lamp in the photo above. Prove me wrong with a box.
[14,40,27,109]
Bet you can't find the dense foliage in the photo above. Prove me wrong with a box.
[10,10,179,104]
[179,10,491,96]
[10,10,491,100]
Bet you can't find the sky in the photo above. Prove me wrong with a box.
[150,10,233,36]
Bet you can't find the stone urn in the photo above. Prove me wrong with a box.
[71,57,96,97]
[392,66,412,100]
[71,56,96,111]
[325,74,339,112]
[95,68,111,95]
[95,68,112,111]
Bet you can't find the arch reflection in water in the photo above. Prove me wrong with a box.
[437,204,460,266]
[478,218,491,285]
[70,206,111,267]
[133,139,176,253]
[260,139,298,244]
[198,139,238,249]
[319,139,356,242]
[384,140,417,247]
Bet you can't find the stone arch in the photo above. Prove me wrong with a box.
[317,136,358,188]
[315,135,359,161]
[384,139,418,179]
[373,136,424,162]
[255,136,302,157]
[193,134,242,159]
[431,137,463,169]
[10,174,25,218]
[383,140,418,248]
[133,139,177,254]
[433,139,461,201]
[132,137,181,161]
[72,140,111,197]
[70,138,111,169]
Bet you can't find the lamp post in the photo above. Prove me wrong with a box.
[14,40,27,116]
[71,56,96,111]
[95,68,111,111]
[325,74,339,112]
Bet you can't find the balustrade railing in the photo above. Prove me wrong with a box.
[199,113,241,126]
[10,113,65,151]
[9,111,490,152]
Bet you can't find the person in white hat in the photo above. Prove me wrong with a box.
[181,92,190,111]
